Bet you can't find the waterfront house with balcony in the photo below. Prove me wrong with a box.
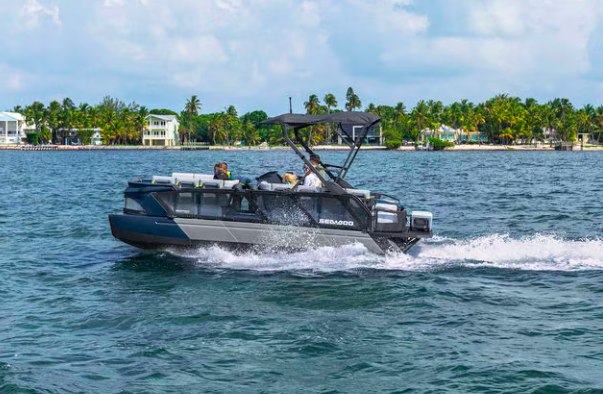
[143,115,180,146]
[422,125,486,143]
[0,112,33,145]
[61,128,104,145]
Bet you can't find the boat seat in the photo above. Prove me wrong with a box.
[223,180,240,189]
[152,176,178,185]
[172,173,195,181]
[296,185,319,193]
[172,173,216,184]
[271,183,295,191]
[196,174,216,183]
[375,202,399,212]
[376,211,398,224]
[200,179,240,189]
[345,188,371,200]
[178,180,198,189]
[258,181,272,191]
[202,180,225,189]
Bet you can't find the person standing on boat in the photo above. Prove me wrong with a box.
[303,164,322,187]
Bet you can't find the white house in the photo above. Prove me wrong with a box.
[422,125,486,143]
[0,112,33,145]
[62,128,104,145]
[91,130,103,145]
[143,114,180,146]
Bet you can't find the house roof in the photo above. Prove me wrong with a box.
[0,112,24,122]
[146,114,177,121]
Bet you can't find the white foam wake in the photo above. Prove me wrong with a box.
[169,234,603,272]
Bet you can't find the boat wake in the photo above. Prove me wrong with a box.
[169,234,603,272]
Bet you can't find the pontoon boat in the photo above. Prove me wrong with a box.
[109,112,433,254]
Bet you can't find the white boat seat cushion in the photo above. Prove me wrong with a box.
[195,174,216,183]
[202,180,224,189]
[258,181,272,191]
[223,180,240,189]
[172,173,195,182]
[345,188,371,200]
[375,202,399,212]
[296,185,319,193]
[271,183,295,191]
[376,211,398,224]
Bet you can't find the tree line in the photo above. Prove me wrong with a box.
[10,88,603,145]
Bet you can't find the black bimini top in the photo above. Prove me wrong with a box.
[262,112,381,130]
[261,112,382,194]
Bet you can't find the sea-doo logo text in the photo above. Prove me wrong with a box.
[319,219,355,227]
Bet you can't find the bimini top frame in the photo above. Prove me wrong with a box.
[262,112,381,194]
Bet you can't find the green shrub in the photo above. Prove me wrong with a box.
[77,129,94,145]
[385,139,402,150]
[26,132,39,145]
[428,137,455,150]
[467,141,479,145]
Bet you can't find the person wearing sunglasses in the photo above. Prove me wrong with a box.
[302,163,322,187]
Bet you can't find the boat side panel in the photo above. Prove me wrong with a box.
[173,218,385,254]
[109,213,189,245]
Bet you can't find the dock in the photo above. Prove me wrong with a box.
[19,145,59,151]
[555,142,574,151]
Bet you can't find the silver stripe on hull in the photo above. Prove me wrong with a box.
[173,218,385,254]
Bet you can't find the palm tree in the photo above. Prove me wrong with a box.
[324,93,337,144]
[208,113,228,145]
[225,105,240,145]
[304,94,321,145]
[181,96,201,143]
[577,105,594,145]
[242,120,260,146]
[24,101,47,143]
[345,87,362,112]
[595,106,603,144]
[411,100,430,142]
[185,95,201,116]
[46,100,61,143]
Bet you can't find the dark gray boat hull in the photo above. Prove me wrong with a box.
[109,213,415,254]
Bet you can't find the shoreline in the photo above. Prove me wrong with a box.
[1,144,602,151]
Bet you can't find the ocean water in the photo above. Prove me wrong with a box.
[1,150,602,394]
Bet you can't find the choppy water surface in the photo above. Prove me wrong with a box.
[1,150,603,393]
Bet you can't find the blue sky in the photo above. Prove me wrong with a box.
[2,0,603,115]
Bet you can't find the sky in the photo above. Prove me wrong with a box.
[2,0,603,115]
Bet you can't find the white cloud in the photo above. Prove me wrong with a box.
[4,0,603,112]
[170,36,228,64]
[8,73,22,91]
[0,65,27,92]
[299,1,321,26]
[19,0,61,29]
[104,0,125,6]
